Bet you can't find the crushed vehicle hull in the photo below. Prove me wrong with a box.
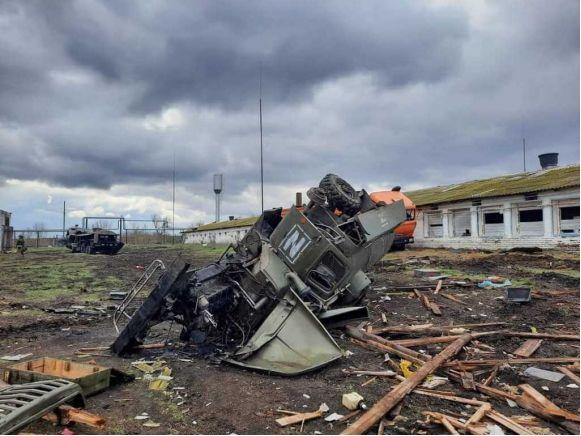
[112,175,406,375]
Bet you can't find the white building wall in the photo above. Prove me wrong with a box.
[413,188,579,250]
[183,226,252,245]
[0,209,13,252]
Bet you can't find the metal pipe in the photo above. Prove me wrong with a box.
[296,192,302,207]
[285,272,309,294]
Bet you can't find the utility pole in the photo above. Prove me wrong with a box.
[522,137,526,172]
[172,152,176,243]
[259,64,264,213]
[62,201,66,238]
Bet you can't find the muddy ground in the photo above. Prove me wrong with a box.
[0,245,579,435]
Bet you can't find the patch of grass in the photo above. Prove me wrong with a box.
[162,400,188,424]
[518,266,580,278]
[123,243,226,258]
[20,260,95,302]
[511,277,536,287]
[23,247,70,254]
[1,255,125,304]
[401,266,489,282]
[0,308,46,318]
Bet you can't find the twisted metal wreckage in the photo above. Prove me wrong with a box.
[112,174,406,375]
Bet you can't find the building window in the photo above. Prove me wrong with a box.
[561,206,580,220]
[518,207,543,236]
[426,213,443,238]
[560,205,580,236]
[483,210,504,236]
[519,209,543,222]
[452,209,471,237]
[484,212,504,224]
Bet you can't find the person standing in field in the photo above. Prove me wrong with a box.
[16,235,27,256]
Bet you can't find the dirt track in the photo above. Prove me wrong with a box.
[0,245,579,434]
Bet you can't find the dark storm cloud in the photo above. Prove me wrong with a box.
[31,1,468,112]
[0,0,578,220]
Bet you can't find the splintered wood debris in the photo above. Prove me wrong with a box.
[340,320,580,435]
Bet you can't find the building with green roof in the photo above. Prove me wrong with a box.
[183,159,579,250]
[407,160,579,249]
[182,216,258,245]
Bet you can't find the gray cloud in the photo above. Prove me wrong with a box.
[0,0,578,228]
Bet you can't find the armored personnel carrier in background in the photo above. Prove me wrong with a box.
[65,225,124,254]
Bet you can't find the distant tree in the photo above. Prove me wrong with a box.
[151,214,168,235]
[93,220,113,229]
[32,222,46,231]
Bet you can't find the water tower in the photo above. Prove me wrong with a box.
[213,174,223,222]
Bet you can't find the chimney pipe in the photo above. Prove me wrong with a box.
[295,192,303,207]
[538,153,559,170]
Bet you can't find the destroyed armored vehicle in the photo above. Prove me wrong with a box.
[65,226,124,255]
[112,174,406,375]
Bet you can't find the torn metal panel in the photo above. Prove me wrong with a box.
[111,174,406,375]
[227,290,342,375]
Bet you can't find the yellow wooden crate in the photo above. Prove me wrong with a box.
[3,357,111,397]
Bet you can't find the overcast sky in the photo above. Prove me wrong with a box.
[0,0,579,230]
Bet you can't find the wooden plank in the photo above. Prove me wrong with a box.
[486,410,531,435]
[423,412,488,435]
[470,382,518,401]
[507,332,580,341]
[465,403,491,426]
[440,416,460,434]
[518,384,561,411]
[371,322,505,336]
[346,327,431,365]
[361,377,377,387]
[420,294,431,310]
[276,410,322,427]
[344,369,397,378]
[473,382,580,434]
[460,372,476,390]
[340,334,473,435]
[439,292,468,305]
[482,365,499,386]
[445,356,579,367]
[429,301,442,316]
[519,384,580,422]
[513,339,543,357]
[59,405,106,428]
[391,331,502,347]
[557,366,581,384]
[43,406,105,428]
[412,389,485,406]
[377,418,385,435]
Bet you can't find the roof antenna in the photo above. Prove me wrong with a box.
[259,62,264,213]
[172,151,176,243]
[522,137,526,172]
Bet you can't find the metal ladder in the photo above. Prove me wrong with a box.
[113,259,166,333]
